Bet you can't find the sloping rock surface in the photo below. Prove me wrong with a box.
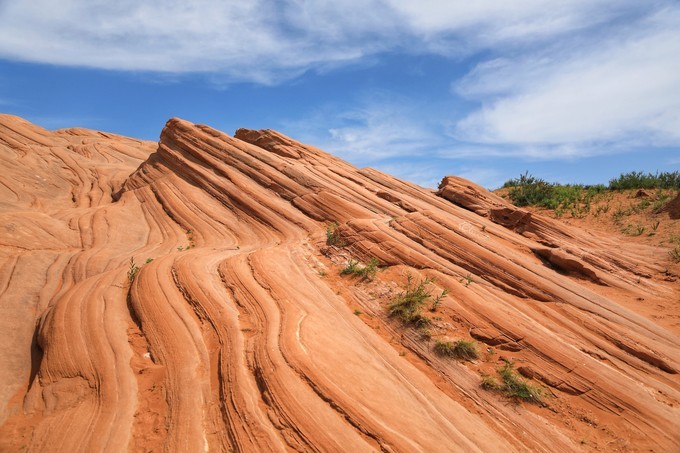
[1,115,678,452]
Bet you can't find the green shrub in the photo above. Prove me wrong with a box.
[652,191,674,211]
[481,375,500,391]
[389,274,434,327]
[460,274,474,287]
[503,172,599,212]
[326,222,345,246]
[429,288,449,311]
[433,339,479,360]
[670,246,680,263]
[503,171,680,213]
[481,361,543,403]
[341,257,379,281]
[608,171,680,190]
[126,257,140,285]
[359,258,380,281]
[504,172,555,207]
[341,258,361,275]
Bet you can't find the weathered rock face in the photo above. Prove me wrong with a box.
[1,115,679,452]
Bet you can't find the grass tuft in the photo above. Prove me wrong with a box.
[127,257,140,285]
[481,361,543,403]
[502,171,679,216]
[670,246,680,263]
[480,375,501,391]
[389,273,438,327]
[433,339,479,360]
[341,257,379,281]
[326,222,345,246]
[608,171,680,190]
[503,172,605,212]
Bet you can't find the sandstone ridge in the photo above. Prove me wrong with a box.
[1,115,678,452]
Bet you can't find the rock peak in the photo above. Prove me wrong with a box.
[0,115,678,452]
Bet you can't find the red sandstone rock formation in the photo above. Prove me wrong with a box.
[0,114,678,452]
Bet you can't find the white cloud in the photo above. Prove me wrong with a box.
[1,0,676,170]
[387,0,640,45]
[0,0,650,83]
[0,0,372,83]
[369,161,503,190]
[454,5,680,153]
[375,161,444,189]
[284,94,446,163]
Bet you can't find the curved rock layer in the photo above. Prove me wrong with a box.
[0,114,678,452]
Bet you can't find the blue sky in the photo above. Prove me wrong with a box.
[1,1,679,189]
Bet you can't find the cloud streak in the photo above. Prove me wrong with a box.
[454,5,680,154]
[1,0,676,184]
[282,94,442,162]
[0,0,649,82]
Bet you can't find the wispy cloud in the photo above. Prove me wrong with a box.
[376,161,445,189]
[453,5,680,155]
[283,93,446,163]
[1,0,676,183]
[282,94,510,189]
[387,0,642,47]
[0,0,650,83]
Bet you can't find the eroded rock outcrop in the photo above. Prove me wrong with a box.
[1,115,679,452]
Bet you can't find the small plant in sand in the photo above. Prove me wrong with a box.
[186,229,196,248]
[341,258,361,275]
[652,192,673,212]
[341,257,380,282]
[670,246,680,263]
[389,273,445,328]
[433,339,479,360]
[481,360,543,403]
[429,288,449,311]
[325,222,345,246]
[460,273,474,287]
[480,375,500,391]
[127,257,140,285]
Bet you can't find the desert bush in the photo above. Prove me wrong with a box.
[608,171,680,190]
[429,288,449,311]
[127,257,140,285]
[326,222,345,246]
[670,246,680,263]
[503,170,680,212]
[433,339,479,360]
[480,375,500,390]
[341,258,361,275]
[503,172,603,212]
[481,361,543,403]
[341,257,379,281]
[389,273,435,327]
[504,172,555,207]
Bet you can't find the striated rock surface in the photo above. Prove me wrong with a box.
[0,115,679,452]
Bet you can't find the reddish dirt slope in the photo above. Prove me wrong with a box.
[0,115,678,452]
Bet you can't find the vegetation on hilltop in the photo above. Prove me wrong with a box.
[501,171,679,218]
